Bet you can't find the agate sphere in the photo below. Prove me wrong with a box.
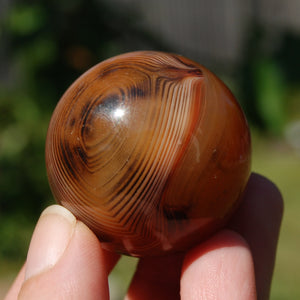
[46,51,251,256]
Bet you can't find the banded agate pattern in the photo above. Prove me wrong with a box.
[46,51,251,256]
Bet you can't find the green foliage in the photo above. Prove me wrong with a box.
[0,214,34,263]
[254,58,286,135]
[6,4,46,35]
[238,25,300,135]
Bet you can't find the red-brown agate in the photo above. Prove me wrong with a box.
[46,51,251,256]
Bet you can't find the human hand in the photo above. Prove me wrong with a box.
[5,173,283,300]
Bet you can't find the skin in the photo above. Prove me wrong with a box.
[5,173,283,300]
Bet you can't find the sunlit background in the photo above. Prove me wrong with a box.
[0,0,299,299]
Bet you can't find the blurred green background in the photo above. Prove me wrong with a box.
[0,0,299,299]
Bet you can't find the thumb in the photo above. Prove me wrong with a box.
[10,205,119,300]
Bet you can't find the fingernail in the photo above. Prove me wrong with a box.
[25,205,76,280]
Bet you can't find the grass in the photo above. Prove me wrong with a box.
[251,134,300,299]
[1,133,299,299]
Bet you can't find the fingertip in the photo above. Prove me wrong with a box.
[181,230,256,300]
[24,205,76,281]
[17,205,119,300]
[182,230,248,271]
